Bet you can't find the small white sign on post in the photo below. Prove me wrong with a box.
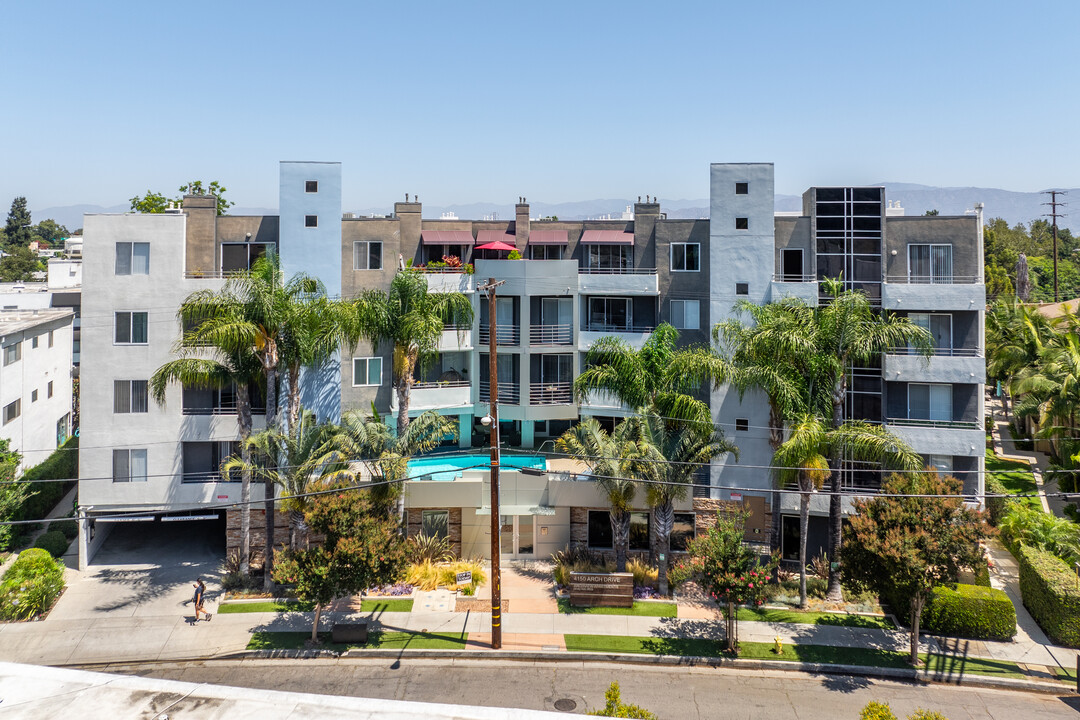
[456,570,472,585]
[730,492,743,502]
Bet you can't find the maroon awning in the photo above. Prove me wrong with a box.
[580,230,634,245]
[421,230,475,246]
[475,240,517,252]
[528,230,569,245]
[476,230,517,247]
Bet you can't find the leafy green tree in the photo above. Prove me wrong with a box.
[4,197,32,248]
[272,488,407,642]
[0,245,43,282]
[923,209,939,216]
[32,219,69,245]
[352,271,473,437]
[681,510,779,653]
[986,297,1053,431]
[0,439,27,550]
[130,181,233,216]
[575,323,724,427]
[129,190,172,214]
[179,181,234,216]
[772,415,922,607]
[842,472,989,666]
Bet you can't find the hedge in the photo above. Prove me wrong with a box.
[984,473,1014,526]
[1016,542,1080,647]
[922,583,1016,640]
[0,548,66,621]
[33,530,70,558]
[17,437,78,521]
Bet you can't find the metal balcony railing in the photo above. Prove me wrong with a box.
[886,417,981,430]
[772,273,816,283]
[479,381,520,405]
[885,275,981,285]
[413,380,471,390]
[478,324,521,345]
[583,323,656,334]
[530,382,573,405]
[182,405,267,416]
[578,267,657,275]
[885,347,982,357]
[529,324,573,344]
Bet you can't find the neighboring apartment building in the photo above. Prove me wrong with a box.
[0,259,83,369]
[0,309,74,470]
[77,161,985,568]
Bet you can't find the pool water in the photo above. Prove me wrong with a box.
[407,453,546,482]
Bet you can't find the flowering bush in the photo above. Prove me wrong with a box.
[367,583,414,596]
[634,585,662,600]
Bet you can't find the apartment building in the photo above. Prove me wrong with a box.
[77,161,985,567]
[0,309,74,470]
[710,163,986,561]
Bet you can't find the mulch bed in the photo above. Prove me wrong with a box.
[455,598,509,613]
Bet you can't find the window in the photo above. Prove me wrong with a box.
[353,241,383,270]
[115,312,148,344]
[114,380,149,413]
[352,357,383,386]
[531,245,563,260]
[221,243,271,273]
[670,513,695,552]
[585,244,633,271]
[3,342,20,366]
[31,336,38,349]
[182,441,240,483]
[113,448,148,482]
[735,282,749,295]
[31,390,37,403]
[48,330,53,348]
[304,215,318,228]
[735,418,749,432]
[908,383,952,422]
[47,381,53,398]
[629,511,650,550]
[421,510,450,540]
[587,510,614,549]
[908,244,953,284]
[922,454,952,474]
[670,300,700,330]
[908,313,952,353]
[305,180,318,193]
[3,400,19,425]
[735,182,749,195]
[670,243,700,272]
[56,414,70,446]
[735,217,749,230]
[781,248,804,281]
[588,297,631,331]
[115,242,150,275]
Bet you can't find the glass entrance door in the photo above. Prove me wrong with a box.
[499,515,536,560]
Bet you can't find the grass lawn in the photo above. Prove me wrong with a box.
[557,599,677,617]
[737,607,893,629]
[986,448,1042,512]
[563,634,1051,682]
[220,598,413,614]
[247,629,467,651]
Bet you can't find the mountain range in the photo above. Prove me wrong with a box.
[32,184,1078,233]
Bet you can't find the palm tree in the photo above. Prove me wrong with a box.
[150,349,262,575]
[222,409,340,550]
[556,417,648,572]
[351,272,473,437]
[632,412,738,595]
[575,323,725,427]
[772,415,923,607]
[987,297,1053,432]
[323,408,458,517]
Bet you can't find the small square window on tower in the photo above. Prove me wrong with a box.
[736,282,749,295]
[735,418,749,432]
[305,180,318,193]
[735,182,748,195]
[305,215,318,228]
[735,217,749,230]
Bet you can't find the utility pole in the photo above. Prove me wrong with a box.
[478,277,505,649]
[1043,190,1068,303]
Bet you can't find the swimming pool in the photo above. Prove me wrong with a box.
[407,453,546,482]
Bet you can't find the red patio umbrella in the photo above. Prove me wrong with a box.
[474,240,517,253]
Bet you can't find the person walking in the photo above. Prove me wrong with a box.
[192,578,211,622]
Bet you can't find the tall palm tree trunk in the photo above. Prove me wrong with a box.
[237,385,253,576]
[826,382,845,602]
[799,490,810,608]
[395,349,416,437]
[611,511,630,573]
[655,500,674,596]
[263,364,279,592]
[767,403,784,561]
[287,361,302,438]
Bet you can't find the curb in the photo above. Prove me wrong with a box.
[73,648,1074,696]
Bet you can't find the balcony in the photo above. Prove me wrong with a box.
[579,324,655,350]
[478,324,521,346]
[479,381,520,405]
[577,268,658,296]
[770,274,819,304]
[410,381,472,411]
[530,382,573,406]
[529,324,573,345]
[883,348,985,384]
[882,277,984,311]
[422,271,476,294]
[438,326,473,351]
[884,418,985,457]
[578,390,634,416]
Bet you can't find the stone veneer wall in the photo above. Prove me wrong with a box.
[226,508,291,568]
[693,497,771,542]
[406,507,463,558]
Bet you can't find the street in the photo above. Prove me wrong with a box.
[98,658,1080,719]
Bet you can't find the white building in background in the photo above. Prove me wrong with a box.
[0,309,74,469]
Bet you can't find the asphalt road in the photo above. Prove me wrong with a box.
[100,658,1080,719]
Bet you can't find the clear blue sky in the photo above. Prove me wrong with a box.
[3,0,1077,212]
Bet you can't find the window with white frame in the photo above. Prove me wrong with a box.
[47,381,53,398]
[922,454,953,474]
[353,241,383,270]
[908,383,952,422]
[908,244,953,284]
[352,357,382,386]
[670,300,700,330]
[3,342,20,366]
[531,245,563,260]
[305,180,318,193]
[670,243,700,272]
[114,380,149,413]
[115,242,150,275]
[113,448,148,482]
[31,336,38,349]
[115,312,148,344]
[3,400,20,425]
[31,390,37,402]
[305,215,318,228]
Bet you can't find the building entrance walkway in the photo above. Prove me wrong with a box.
[475,562,558,614]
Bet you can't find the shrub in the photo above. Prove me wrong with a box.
[1016,543,1080,647]
[404,558,486,591]
[922,583,1016,640]
[33,530,70,558]
[552,546,609,586]
[972,558,991,587]
[908,712,949,720]
[220,570,260,593]
[589,682,657,719]
[983,473,1014,527]
[860,702,897,720]
[507,250,522,260]
[51,519,78,541]
[18,438,78,521]
[406,533,453,564]
[625,557,658,589]
[0,548,66,620]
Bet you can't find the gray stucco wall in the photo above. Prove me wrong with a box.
[884,216,980,281]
